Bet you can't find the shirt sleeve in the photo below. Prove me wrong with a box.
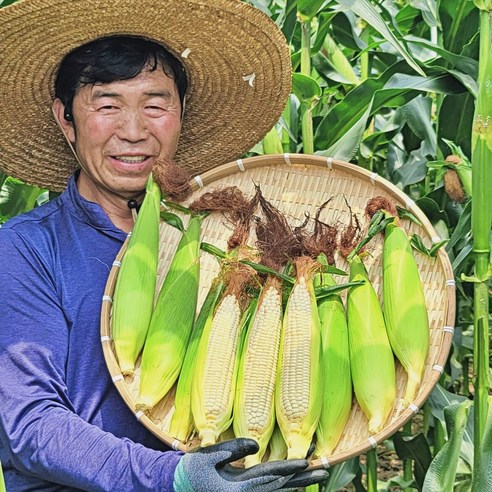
[0,228,182,491]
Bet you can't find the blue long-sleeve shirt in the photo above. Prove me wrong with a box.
[0,173,182,491]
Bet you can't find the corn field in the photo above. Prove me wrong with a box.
[1,0,491,490]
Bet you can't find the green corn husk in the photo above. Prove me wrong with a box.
[0,460,5,492]
[267,424,288,462]
[168,280,224,442]
[136,214,201,412]
[112,175,160,376]
[382,221,430,407]
[347,255,396,434]
[315,272,352,457]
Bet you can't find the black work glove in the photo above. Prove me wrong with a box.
[172,438,328,491]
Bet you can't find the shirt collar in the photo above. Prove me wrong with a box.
[61,172,128,241]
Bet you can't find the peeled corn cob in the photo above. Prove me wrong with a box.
[382,220,430,407]
[136,214,201,412]
[275,256,322,460]
[112,175,160,376]
[169,280,224,441]
[233,276,283,467]
[347,254,396,434]
[192,275,255,447]
[315,272,352,457]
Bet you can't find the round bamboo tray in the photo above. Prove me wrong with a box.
[100,154,455,469]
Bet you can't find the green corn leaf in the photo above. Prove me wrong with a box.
[312,11,337,54]
[160,211,185,232]
[393,432,432,489]
[315,62,465,153]
[324,457,360,491]
[239,260,294,285]
[423,400,473,492]
[410,234,448,257]
[164,201,196,215]
[439,0,479,56]
[200,242,226,259]
[438,93,475,158]
[445,200,471,252]
[315,280,364,299]
[396,206,422,225]
[281,0,298,43]
[427,384,474,468]
[0,177,44,224]
[335,0,425,76]
[297,0,326,20]
[292,73,322,105]
[471,397,492,490]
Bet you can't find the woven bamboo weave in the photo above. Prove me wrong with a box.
[101,154,455,467]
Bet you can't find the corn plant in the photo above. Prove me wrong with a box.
[1,0,491,490]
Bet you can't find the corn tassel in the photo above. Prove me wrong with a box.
[275,256,322,459]
[315,272,352,457]
[136,214,201,412]
[168,280,224,441]
[192,286,254,447]
[233,277,283,467]
[347,255,396,434]
[112,175,160,376]
[382,221,429,407]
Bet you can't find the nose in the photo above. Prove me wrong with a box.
[117,110,148,142]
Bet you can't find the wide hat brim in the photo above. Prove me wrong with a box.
[0,0,291,192]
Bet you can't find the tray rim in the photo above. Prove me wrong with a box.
[100,153,456,467]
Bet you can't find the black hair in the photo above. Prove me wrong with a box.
[54,35,188,121]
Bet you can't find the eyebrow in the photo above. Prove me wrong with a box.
[91,89,173,99]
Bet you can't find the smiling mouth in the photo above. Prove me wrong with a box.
[113,155,149,164]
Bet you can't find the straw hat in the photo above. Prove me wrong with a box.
[0,0,291,191]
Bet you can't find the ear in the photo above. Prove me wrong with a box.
[52,98,76,143]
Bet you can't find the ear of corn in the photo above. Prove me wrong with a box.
[112,175,161,376]
[168,280,224,442]
[136,214,202,412]
[267,424,288,462]
[347,255,396,434]
[382,221,430,407]
[315,272,352,457]
[233,277,283,468]
[192,291,255,447]
[275,257,322,460]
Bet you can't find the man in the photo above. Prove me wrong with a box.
[0,0,329,490]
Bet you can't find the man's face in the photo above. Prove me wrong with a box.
[57,68,182,199]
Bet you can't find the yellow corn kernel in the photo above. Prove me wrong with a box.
[136,214,201,412]
[383,221,429,407]
[112,175,160,376]
[275,257,322,460]
[192,292,244,446]
[315,272,352,457]
[347,254,396,434]
[233,277,283,467]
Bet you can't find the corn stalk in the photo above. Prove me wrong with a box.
[298,11,314,154]
[470,0,492,469]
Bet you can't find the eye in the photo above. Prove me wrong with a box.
[99,105,118,111]
[145,105,166,116]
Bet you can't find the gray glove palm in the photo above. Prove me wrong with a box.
[172,438,328,492]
